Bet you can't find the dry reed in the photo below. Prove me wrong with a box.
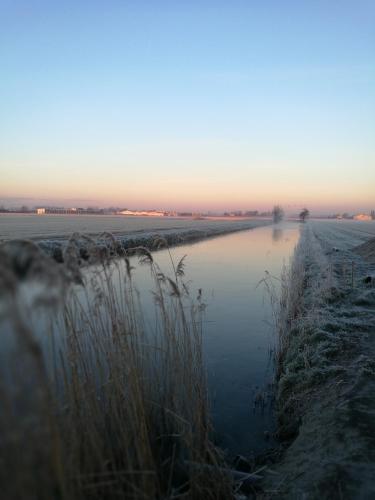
[0,237,232,499]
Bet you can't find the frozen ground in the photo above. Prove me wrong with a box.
[310,219,375,249]
[264,220,375,499]
[0,214,271,261]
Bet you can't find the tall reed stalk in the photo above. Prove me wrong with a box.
[0,237,231,499]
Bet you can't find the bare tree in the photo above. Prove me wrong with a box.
[299,207,309,222]
[272,205,284,223]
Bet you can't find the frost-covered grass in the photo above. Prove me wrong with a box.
[264,220,375,498]
[310,219,375,249]
[0,214,271,252]
[35,218,270,263]
[276,224,336,433]
[0,239,233,500]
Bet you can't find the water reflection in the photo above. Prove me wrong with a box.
[272,227,283,242]
[7,222,299,458]
[122,222,299,456]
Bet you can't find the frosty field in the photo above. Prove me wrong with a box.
[264,219,375,498]
[310,219,375,248]
[0,213,270,242]
[0,214,272,261]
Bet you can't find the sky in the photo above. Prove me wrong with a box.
[1,0,374,213]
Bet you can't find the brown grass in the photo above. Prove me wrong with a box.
[0,237,232,499]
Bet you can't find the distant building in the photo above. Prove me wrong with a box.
[36,208,46,215]
[119,210,164,217]
[354,214,371,221]
[335,213,353,219]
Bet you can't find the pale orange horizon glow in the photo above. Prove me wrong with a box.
[1,172,374,214]
[1,2,374,216]
[2,133,374,214]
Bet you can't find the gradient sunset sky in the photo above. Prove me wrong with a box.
[1,1,374,213]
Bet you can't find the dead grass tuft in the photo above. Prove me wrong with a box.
[0,238,232,499]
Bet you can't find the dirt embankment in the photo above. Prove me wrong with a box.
[263,224,375,499]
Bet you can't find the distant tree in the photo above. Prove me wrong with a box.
[299,208,310,222]
[272,205,284,223]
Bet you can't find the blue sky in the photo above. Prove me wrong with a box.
[1,0,374,212]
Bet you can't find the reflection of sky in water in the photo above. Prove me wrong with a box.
[272,227,283,242]
[3,222,299,457]
[118,222,300,456]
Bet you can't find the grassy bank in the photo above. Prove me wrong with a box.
[264,222,375,498]
[10,219,272,262]
[0,238,233,499]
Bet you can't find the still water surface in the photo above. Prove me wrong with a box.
[2,220,299,458]
[115,222,300,456]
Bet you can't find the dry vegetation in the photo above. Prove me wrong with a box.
[273,224,334,437]
[262,222,375,498]
[0,235,234,500]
